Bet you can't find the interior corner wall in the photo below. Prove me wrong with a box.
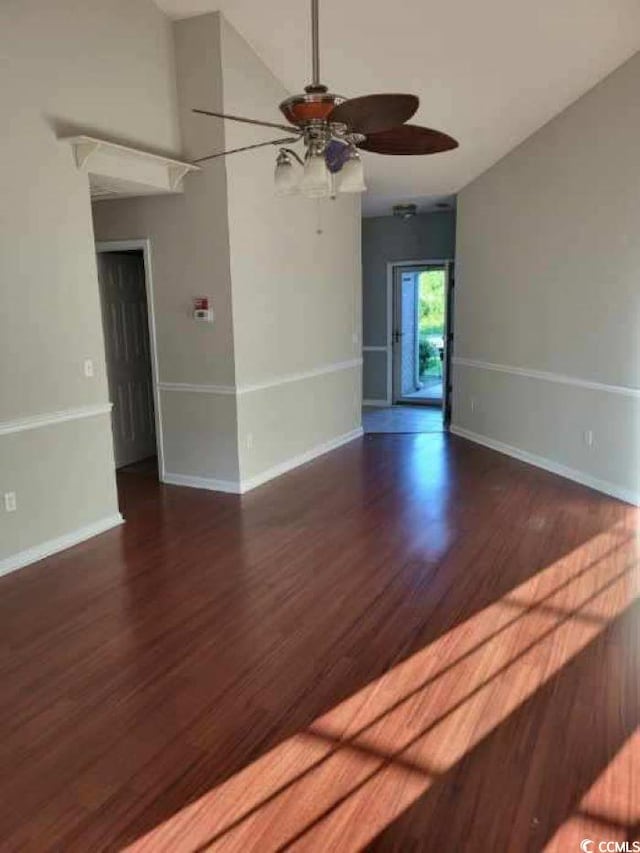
[218,17,363,484]
[91,13,241,487]
[0,0,180,569]
[93,11,363,493]
[453,50,640,504]
[361,211,456,403]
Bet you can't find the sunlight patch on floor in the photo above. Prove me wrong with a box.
[544,729,640,851]
[125,525,637,852]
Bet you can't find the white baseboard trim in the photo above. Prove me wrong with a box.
[362,399,390,408]
[241,427,364,493]
[0,513,124,578]
[450,425,639,506]
[162,428,364,496]
[162,472,242,494]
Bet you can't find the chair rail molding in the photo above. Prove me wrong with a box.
[453,357,640,399]
[158,382,236,396]
[0,403,113,437]
[158,358,363,396]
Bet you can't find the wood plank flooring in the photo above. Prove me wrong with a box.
[0,431,638,851]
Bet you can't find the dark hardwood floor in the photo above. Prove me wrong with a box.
[0,431,638,851]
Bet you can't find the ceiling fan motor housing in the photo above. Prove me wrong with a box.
[279,89,346,127]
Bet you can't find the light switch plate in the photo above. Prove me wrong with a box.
[84,359,94,378]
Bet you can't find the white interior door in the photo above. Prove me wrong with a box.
[97,251,156,468]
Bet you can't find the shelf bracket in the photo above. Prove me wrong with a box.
[167,164,192,191]
[72,139,101,169]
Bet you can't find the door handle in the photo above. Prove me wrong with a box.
[392,330,403,344]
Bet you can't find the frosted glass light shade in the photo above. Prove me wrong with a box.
[300,152,332,198]
[274,157,298,196]
[338,154,366,193]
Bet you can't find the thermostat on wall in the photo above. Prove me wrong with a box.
[193,296,214,323]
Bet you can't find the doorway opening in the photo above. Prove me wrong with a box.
[95,241,162,481]
[391,261,453,419]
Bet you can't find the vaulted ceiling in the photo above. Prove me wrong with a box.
[155,0,640,215]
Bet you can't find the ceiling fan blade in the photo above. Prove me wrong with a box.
[193,108,302,135]
[358,124,459,155]
[194,137,300,164]
[328,94,419,135]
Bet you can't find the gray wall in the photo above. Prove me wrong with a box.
[1,2,361,573]
[94,12,362,492]
[92,13,241,486]
[219,16,362,483]
[454,50,640,503]
[361,211,456,401]
[0,0,180,569]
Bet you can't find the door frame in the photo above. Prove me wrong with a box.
[95,239,165,478]
[386,258,454,411]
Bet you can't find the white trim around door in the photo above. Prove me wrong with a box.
[386,259,453,408]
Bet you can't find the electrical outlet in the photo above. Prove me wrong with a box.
[583,429,594,448]
[4,492,17,513]
[83,358,94,378]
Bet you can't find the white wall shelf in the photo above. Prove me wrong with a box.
[62,135,200,199]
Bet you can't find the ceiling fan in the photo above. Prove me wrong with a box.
[192,0,458,198]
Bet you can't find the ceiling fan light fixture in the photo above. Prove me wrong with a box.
[193,0,459,205]
[274,149,299,196]
[393,203,417,219]
[299,149,331,198]
[338,149,367,194]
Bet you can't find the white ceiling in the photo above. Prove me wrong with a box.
[155,0,640,216]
